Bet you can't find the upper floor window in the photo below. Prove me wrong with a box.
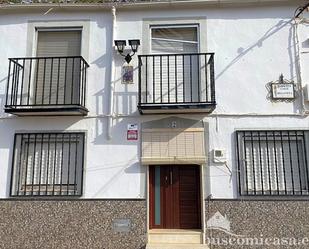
[10,132,85,197]
[5,28,89,116]
[151,25,199,54]
[138,24,215,114]
[236,130,309,197]
[35,30,82,104]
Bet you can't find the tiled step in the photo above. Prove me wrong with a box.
[148,229,203,244]
[146,243,209,249]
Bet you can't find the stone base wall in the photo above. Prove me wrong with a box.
[0,200,146,249]
[205,200,309,249]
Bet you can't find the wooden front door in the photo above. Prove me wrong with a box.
[149,165,201,229]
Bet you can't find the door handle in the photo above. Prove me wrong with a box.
[170,170,173,185]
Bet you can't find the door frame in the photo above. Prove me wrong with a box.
[149,165,201,229]
[146,164,206,241]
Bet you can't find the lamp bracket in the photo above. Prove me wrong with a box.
[125,54,132,64]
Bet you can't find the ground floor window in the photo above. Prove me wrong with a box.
[10,132,85,197]
[236,130,309,196]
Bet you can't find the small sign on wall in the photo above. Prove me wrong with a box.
[122,65,134,84]
[112,218,131,233]
[271,83,295,99]
[127,124,138,141]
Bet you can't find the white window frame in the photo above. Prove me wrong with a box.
[26,20,90,60]
[142,17,207,55]
[25,20,89,107]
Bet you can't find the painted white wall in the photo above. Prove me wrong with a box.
[0,3,308,199]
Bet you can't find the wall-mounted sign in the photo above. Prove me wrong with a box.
[122,65,134,84]
[271,83,295,99]
[112,218,131,233]
[127,124,138,141]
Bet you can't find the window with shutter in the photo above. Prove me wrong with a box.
[151,26,198,54]
[148,26,201,103]
[236,131,309,196]
[34,30,82,105]
[10,133,85,197]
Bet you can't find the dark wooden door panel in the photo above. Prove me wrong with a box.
[179,166,200,229]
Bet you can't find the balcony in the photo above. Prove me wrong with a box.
[5,56,89,116]
[138,53,216,114]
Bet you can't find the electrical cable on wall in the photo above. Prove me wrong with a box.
[293,2,309,115]
[295,2,309,18]
[214,158,233,176]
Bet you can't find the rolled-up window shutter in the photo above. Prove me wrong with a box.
[37,31,81,57]
[141,128,206,164]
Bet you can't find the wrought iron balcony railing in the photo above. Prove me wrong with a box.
[138,53,216,114]
[5,56,89,116]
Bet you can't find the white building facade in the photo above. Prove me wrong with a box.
[0,0,308,248]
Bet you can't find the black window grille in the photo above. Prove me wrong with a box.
[10,132,85,197]
[236,130,309,196]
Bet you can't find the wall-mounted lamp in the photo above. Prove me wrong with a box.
[114,39,140,64]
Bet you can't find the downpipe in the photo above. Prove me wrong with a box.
[107,6,117,140]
